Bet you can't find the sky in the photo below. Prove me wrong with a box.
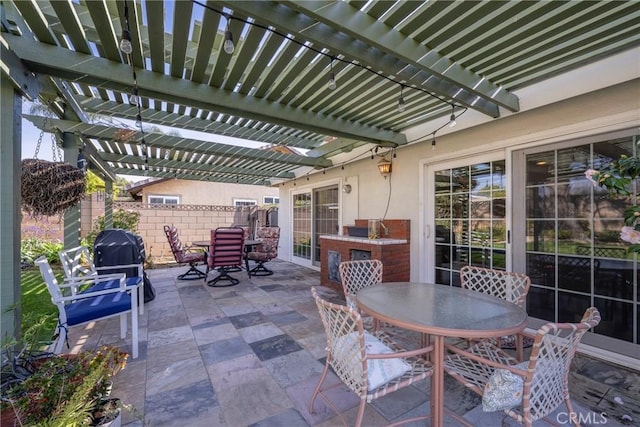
[20,100,282,184]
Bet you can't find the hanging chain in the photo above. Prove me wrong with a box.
[51,130,63,162]
[33,117,46,159]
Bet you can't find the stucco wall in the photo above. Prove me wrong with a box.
[277,78,640,281]
[137,180,279,206]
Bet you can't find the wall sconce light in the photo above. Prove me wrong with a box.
[378,157,392,178]
[342,184,352,193]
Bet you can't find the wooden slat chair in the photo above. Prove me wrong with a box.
[163,225,207,280]
[444,307,600,427]
[35,256,141,359]
[309,287,433,427]
[206,226,245,287]
[460,266,531,361]
[59,245,144,314]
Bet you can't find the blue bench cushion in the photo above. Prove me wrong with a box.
[79,277,141,294]
[80,278,122,294]
[65,291,132,326]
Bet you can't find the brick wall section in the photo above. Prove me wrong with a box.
[320,220,411,293]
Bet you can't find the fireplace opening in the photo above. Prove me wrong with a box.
[350,249,371,261]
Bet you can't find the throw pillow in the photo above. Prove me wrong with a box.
[482,362,528,412]
[334,331,411,391]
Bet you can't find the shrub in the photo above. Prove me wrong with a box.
[84,209,140,248]
[21,238,63,266]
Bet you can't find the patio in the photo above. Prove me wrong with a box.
[63,260,638,426]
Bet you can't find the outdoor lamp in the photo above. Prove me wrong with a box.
[378,158,392,178]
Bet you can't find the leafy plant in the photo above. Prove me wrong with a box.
[586,154,640,253]
[84,209,141,248]
[2,345,128,426]
[21,238,63,266]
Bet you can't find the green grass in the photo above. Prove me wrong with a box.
[19,268,60,347]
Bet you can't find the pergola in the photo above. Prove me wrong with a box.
[1,0,638,342]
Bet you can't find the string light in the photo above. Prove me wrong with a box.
[119,2,133,54]
[192,0,465,125]
[431,134,436,150]
[129,86,140,106]
[223,15,235,54]
[120,30,132,54]
[398,85,406,112]
[327,58,337,90]
[449,105,457,128]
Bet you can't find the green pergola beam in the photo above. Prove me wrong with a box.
[78,96,323,150]
[99,152,296,179]
[223,1,516,117]
[6,34,406,146]
[24,115,333,169]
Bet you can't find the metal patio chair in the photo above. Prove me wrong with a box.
[460,265,531,361]
[59,245,144,314]
[35,256,141,359]
[245,226,280,276]
[163,225,207,280]
[206,226,245,287]
[309,287,433,427]
[444,307,600,427]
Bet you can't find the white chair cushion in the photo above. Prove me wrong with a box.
[482,362,528,412]
[335,331,411,391]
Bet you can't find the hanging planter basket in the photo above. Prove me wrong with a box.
[21,159,86,217]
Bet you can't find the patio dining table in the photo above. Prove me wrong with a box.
[356,282,528,426]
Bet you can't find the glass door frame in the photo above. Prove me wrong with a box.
[290,178,342,269]
[422,151,509,284]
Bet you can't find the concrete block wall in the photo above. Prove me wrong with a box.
[114,202,239,263]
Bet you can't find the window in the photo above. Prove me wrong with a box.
[432,160,507,286]
[513,132,639,346]
[148,195,179,205]
[263,196,280,205]
[234,199,257,207]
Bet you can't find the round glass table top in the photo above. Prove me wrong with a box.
[356,282,528,339]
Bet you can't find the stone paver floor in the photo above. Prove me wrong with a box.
[62,260,639,426]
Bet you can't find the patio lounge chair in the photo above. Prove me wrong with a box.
[59,245,144,314]
[309,287,433,427]
[206,226,245,287]
[444,307,600,427]
[163,225,207,280]
[460,266,531,361]
[35,256,141,359]
[245,226,280,276]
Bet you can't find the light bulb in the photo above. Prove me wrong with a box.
[120,30,132,54]
[398,95,405,112]
[449,112,457,127]
[328,72,337,90]
[224,30,235,54]
[431,137,436,150]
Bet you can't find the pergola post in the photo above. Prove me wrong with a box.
[0,73,23,344]
[104,180,113,229]
[62,131,82,248]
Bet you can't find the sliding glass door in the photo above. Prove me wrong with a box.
[513,132,638,346]
[291,185,339,267]
[430,156,507,286]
